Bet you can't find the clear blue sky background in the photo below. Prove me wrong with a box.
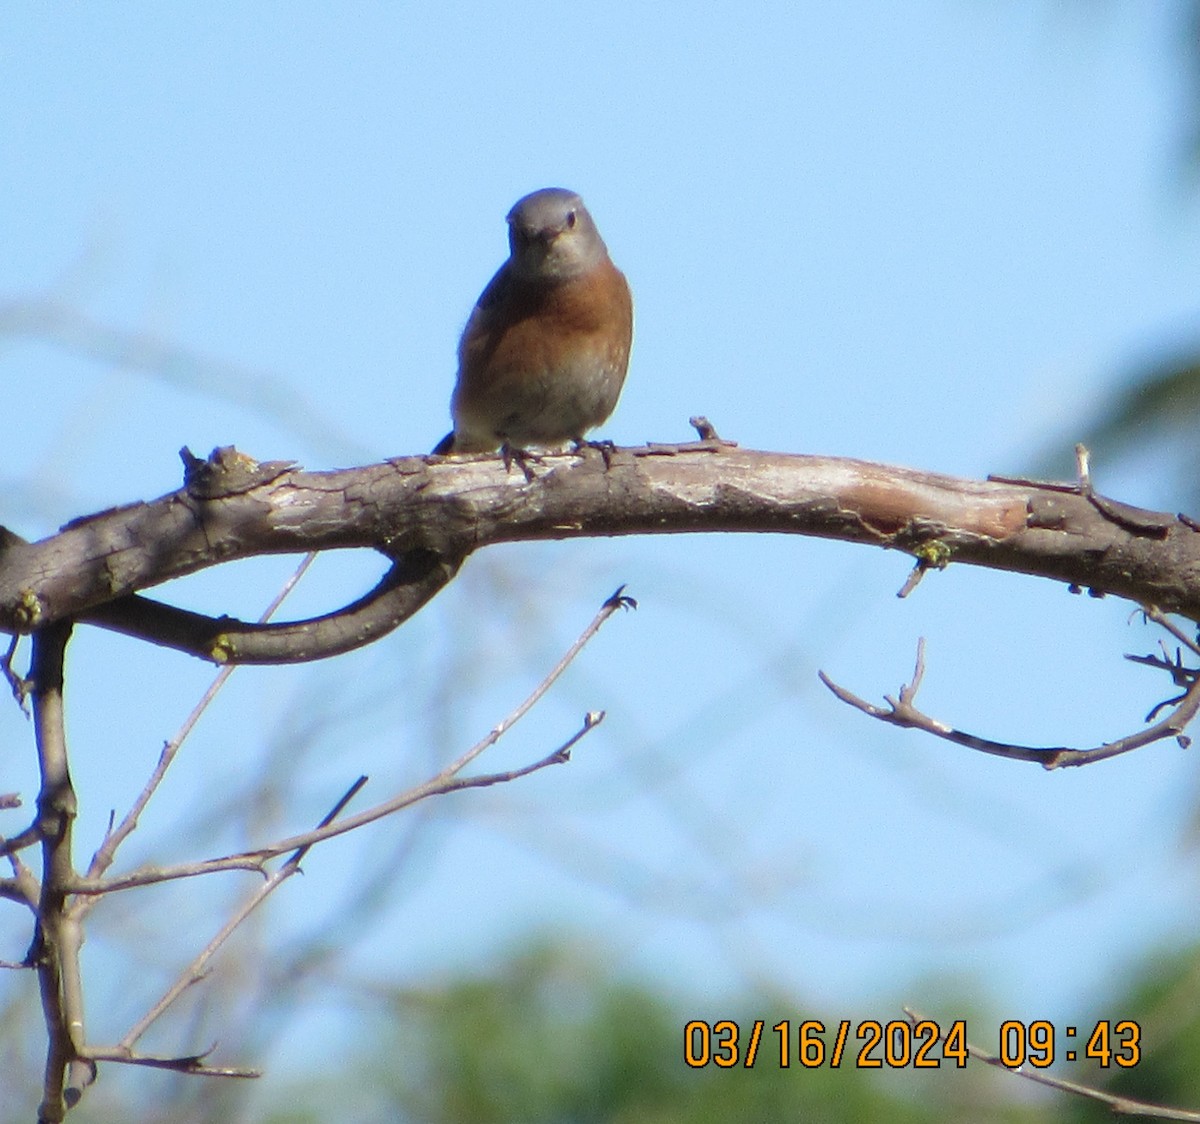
[4,1,1200,1110]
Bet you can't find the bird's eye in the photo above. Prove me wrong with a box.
[565,210,577,229]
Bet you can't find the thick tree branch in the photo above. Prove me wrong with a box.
[3,444,1200,665]
[81,548,462,664]
[28,620,91,1121]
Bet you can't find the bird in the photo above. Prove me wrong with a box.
[433,187,633,457]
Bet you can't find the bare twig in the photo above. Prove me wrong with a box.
[13,584,623,1109]
[1126,641,1196,690]
[896,565,927,598]
[1141,606,1200,658]
[2,631,29,711]
[903,1007,1200,1121]
[820,610,1200,768]
[115,776,367,1057]
[1,850,38,910]
[78,1044,258,1078]
[75,710,605,895]
[1072,443,1176,537]
[687,415,736,445]
[72,589,630,896]
[425,711,601,792]
[0,823,42,859]
[436,586,631,780]
[1075,442,1092,493]
[81,552,316,899]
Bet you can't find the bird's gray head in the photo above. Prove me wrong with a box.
[506,187,608,282]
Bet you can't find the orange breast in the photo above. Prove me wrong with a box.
[453,258,633,450]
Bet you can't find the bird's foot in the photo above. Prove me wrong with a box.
[572,437,617,468]
[500,442,539,481]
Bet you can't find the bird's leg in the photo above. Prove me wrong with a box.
[500,442,538,482]
[571,437,617,469]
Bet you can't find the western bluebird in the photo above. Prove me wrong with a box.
[433,187,633,455]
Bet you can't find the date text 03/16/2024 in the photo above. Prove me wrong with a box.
[683,1019,1142,1070]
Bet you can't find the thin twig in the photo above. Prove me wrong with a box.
[896,564,927,598]
[1075,442,1092,493]
[80,553,316,896]
[1126,644,1196,692]
[73,590,629,895]
[78,1044,259,1078]
[0,822,41,859]
[2,850,38,910]
[903,1007,1200,1121]
[1142,605,1200,658]
[75,711,604,894]
[820,611,1200,768]
[1,631,29,712]
[439,586,633,780]
[117,775,367,1053]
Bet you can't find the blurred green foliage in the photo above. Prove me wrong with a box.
[258,939,1052,1124]
[1063,942,1200,1122]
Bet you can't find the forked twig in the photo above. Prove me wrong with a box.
[1,631,29,711]
[438,585,633,779]
[820,607,1200,768]
[72,588,632,895]
[77,1044,257,1079]
[80,552,317,898]
[15,577,630,1107]
[70,588,628,1090]
[97,776,368,1064]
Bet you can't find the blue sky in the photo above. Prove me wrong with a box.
[4,1,1200,1107]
